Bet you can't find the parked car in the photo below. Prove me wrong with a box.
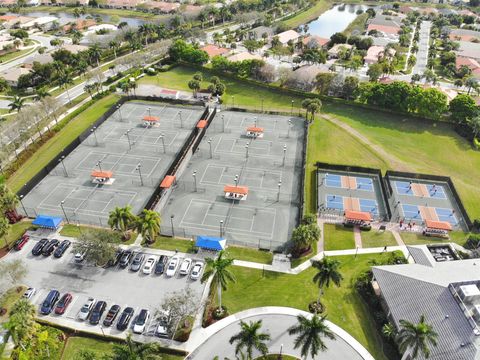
[103,305,121,327]
[74,252,86,264]
[105,249,123,268]
[89,301,107,325]
[119,250,133,268]
[117,307,135,331]
[154,255,168,275]
[54,240,71,258]
[77,297,96,321]
[42,239,60,256]
[190,262,204,280]
[54,293,73,315]
[155,311,170,338]
[31,238,49,256]
[179,258,192,275]
[133,309,150,334]
[40,289,60,315]
[142,256,156,274]
[130,253,145,272]
[13,234,29,251]
[166,256,180,277]
[23,287,36,300]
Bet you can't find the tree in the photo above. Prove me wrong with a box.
[84,83,96,99]
[87,43,102,67]
[291,223,320,255]
[108,206,136,240]
[111,333,163,360]
[72,230,119,266]
[8,96,25,113]
[58,70,74,104]
[312,256,343,304]
[193,72,203,82]
[0,77,10,93]
[136,209,160,243]
[410,73,421,84]
[465,76,479,95]
[74,349,96,360]
[287,314,336,359]
[468,115,480,139]
[229,320,270,359]
[188,79,201,96]
[4,298,37,351]
[417,88,448,120]
[367,63,383,82]
[449,94,477,124]
[397,315,438,359]
[329,32,347,45]
[34,87,50,101]
[342,76,359,100]
[201,250,236,312]
[301,98,322,122]
[0,259,27,293]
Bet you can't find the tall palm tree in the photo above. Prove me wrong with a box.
[109,40,120,59]
[312,256,343,304]
[201,250,236,312]
[111,333,163,360]
[0,216,11,247]
[136,209,160,243]
[229,320,270,359]
[8,96,25,113]
[88,43,102,67]
[58,69,74,104]
[468,115,480,140]
[288,314,336,359]
[34,87,51,101]
[108,206,136,239]
[4,298,37,350]
[397,315,438,359]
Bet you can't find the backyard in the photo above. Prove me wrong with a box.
[323,224,355,251]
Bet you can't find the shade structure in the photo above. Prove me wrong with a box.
[425,219,452,231]
[246,127,264,133]
[32,215,62,230]
[195,236,226,251]
[344,210,372,222]
[91,170,113,179]
[143,115,159,122]
[197,120,208,129]
[160,175,176,189]
[224,185,249,195]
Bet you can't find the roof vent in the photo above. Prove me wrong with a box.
[445,315,449,319]
[461,343,465,347]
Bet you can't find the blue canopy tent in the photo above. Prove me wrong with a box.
[195,236,226,251]
[32,215,63,230]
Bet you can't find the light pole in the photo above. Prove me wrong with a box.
[254,117,257,127]
[160,133,166,153]
[291,100,294,115]
[234,174,239,187]
[220,220,223,237]
[231,96,235,108]
[59,155,68,177]
[287,119,292,138]
[170,215,175,237]
[96,160,103,172]
[147,107,151,118]
[91,126,98,146]
[222,114,225,132]
[245,143,249,159]
[261,98,264,112]
[117,104,123,121]
[208,138,213,158]
[136,163,143,186]
[125,129,132,150]
[192,171,197,192]
[60,200,69,224]
[179,110,183,128]
[19,195,28,217]
[282,145,287,166]
[277,180,282,202]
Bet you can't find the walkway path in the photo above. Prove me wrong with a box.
[353,226,363,248]
[317,218,325,252]
[185,307,375,359]
[412,21,431,75]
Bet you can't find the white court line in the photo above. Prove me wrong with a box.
[38,184,77,208]
[179,221,274,237]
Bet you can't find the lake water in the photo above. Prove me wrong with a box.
[306,4,375,38]
[6,11,147,27]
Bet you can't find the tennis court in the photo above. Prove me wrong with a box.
[325,174,374,192]
[401,204,458,225]
[19,102,205,226]
[394,180,447,199]
[159,110,305,250]
[325,195,379,215]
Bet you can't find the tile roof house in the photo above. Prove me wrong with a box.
[0,67,31,87]
[276,30,300,45]
[456,57,480,79]
[62,19,96,32]
[367,24,401,35]
[449,29,480,42]
[227,52,262,62]
[248,26,275,41]
[364,45,395,64]
[327,43,352,58]
[372,245,480,360]
[201,44,230,58]
[456,40,480,61]
[100,0,145,9]
[302,35,329,49]
[144,1,180,13]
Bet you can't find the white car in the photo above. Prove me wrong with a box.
[179,258,192,275]
[77,297,96,321]
[142,256,156,274]
[133,309,150,334]
[74,252,86,263]
[155,311,170,338]
[23,287,36,300]
[165,256,179,277]
[190,262,204,280]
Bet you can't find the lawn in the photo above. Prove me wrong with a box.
[7,94,119,193]
[227,246,273,264]
[222,253,401,360]
[323,224,355,251]
[342,12,369,36]
[0,286,27,323]
[281,0,332,28]
[150,235,196,253]
[290,240,317,268]
[399,231,469,247]
[24,6,159,20]
[0,48,35,64]
[1,220,33,249]
[361,229,398,248]
[323,103,480,220]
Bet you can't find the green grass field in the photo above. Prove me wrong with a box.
[227,246,273,264]
[361,230,398,248]
[1,220,33,248]
[281,0,332,28]
[0,48,35,64]
[399,231,469,246]
[223,253,401,360]
[0,286,27,323]
[324,224,355,250]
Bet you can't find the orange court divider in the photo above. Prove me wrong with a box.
[341,176,349,189]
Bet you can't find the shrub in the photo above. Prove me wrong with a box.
[474,137,480,150]
[465,234,480,249]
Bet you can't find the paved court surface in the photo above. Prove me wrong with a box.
[20,102,205,226]
[317,170,388,221]
[387,176,467,230]
[159,111,305,250]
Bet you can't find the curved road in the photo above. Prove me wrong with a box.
[186,307,374,360]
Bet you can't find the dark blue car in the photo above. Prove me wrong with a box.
[40,290,60,315]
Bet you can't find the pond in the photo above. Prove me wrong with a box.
[6,11,147,27]
[305,4,376,38]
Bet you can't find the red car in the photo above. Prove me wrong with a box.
[54,293,73,315]
[13,234,29,251]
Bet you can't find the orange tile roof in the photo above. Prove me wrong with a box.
[345,210,372,221]
[160,175,176,188]
[224,185,249,194]
[247,127,264,133]
[425,219,452,231]
[91,170,113,178]
[143,115,159,122]
[456,56,480,70]
[201,44,230,58]
[197,120,207,129]
[367,24,400,35]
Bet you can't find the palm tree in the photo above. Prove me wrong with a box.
[8,96,25,113]
[301,98,322,123]
[397,315,438,359]
[229,320,270,359]
[4,298,36,350]
[468,115,480,139]
[288,314,336,359]
[109,40,120,59]
[71,29,83,45]
[312,256,343,305]
[84,83,96,99]
[34,87,50,101]
[201,250,236,312]
[111,333,163,360]
[188,79,200,96]
[108,206,136,240]
[0,216,11,247]
[88,43,102,67]
[58,70,74,104]
[136,209,160,243]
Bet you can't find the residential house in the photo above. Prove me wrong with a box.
[456,40,480,61]
[275,29,300,46]
[22,53,54,68]
[99,0,145,9]
[201,44,230,58]
[0,67,31,87]
[286,65,326,91]
[227,52,262,62]
[248,26,275,41]
[302,35,329,49]
[61,44,89,54]
[327,43,352,59]
[449,29,480,42]
[372,245,480,360]
[83,24,118,36]
[367,24,401,36]
[456,56,480,78]
[62,19,96,32]
[0,16,35,29]
[21,16,58,30]
[367,13,403,36]
[0,0,17,6]
[364,45,395,64]
[144,1,180,13]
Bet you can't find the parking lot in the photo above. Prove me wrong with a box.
[19,102,205,226]
[159,110,305,250]
[7,230,206,342]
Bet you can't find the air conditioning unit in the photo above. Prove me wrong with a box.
[473,304,480,323]
[459,285,480,304]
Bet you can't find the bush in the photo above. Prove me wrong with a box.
[474,137,480,150]
[465,234,480,249]
[473,219,480,231]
